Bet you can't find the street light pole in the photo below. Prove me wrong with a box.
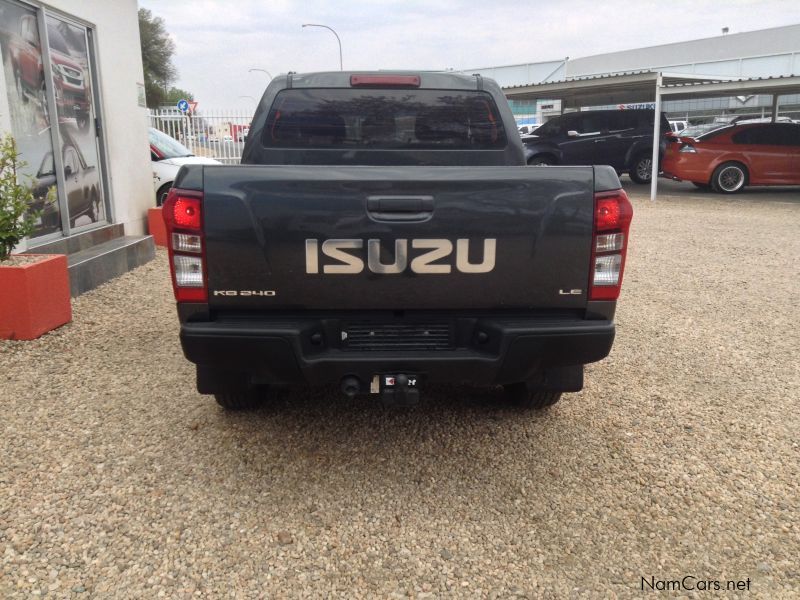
[248,68,273,80]
[301,23,343,71]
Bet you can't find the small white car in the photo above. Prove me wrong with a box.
[669,120,688,133]
[149,128,221,205]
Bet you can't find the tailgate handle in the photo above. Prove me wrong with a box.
[367,195,434,222]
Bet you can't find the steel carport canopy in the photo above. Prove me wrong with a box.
[660,73,800,99]
[503,71,800,200]
[503,71,728,107]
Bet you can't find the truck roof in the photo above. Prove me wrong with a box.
[241,70,525,167]
[273,70,492,92]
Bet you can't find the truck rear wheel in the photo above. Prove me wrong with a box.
[214,387,271,410]
[503,383,562,409]
[629,154,653,184]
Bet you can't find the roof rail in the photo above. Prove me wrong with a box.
[472,73,484,90]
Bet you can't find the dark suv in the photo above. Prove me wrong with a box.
[522,109,671,183]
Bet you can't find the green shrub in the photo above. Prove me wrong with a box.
[0,134,47,261]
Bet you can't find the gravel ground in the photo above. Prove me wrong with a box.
[1,186,798,598]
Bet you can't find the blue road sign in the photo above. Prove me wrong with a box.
[177,99,190,113]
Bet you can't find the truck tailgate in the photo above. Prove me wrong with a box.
[202,165,595,310]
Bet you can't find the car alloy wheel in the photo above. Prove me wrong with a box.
[636,157,652,181]
[629,154,654,184]
[716,165,745,193]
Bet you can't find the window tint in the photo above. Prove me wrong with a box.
[690,124,729,139]
[607,112,637,132]
[149,128,193,158]
[731,124,800,146]
[263,89,507,149]
[572,113,604,135]
[534,118,563,137]
[774,124,800,146]
[625,111,644,130]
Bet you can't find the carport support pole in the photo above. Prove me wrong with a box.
[649,73,663,201]
[770,94,779,122]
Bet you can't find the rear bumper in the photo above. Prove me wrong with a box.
[661,172,683,181]
[661,154,712,183]
[179,313,615,388]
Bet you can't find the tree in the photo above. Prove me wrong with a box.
[138,8,183,108]
[164,87,194,106]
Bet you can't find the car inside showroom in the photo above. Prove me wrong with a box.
[0,0,154,295]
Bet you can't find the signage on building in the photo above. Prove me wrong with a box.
[618,103,656,110]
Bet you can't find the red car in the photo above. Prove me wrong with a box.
[661,122,800,193]
[8,14,91,129]
[46,20,91,129]
[8,15,46,105]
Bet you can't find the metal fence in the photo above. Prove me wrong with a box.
[148,108,255,164]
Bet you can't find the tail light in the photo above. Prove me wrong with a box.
[162,188,207,302]
[589,190,633,301]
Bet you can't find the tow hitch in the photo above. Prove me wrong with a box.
[375,373,419,407]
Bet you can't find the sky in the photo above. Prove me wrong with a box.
[138,0,800,109]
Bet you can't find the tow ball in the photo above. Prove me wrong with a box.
[376,373,419,407]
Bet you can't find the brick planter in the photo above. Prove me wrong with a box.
[0,254,72,340]
[147,207,168,247]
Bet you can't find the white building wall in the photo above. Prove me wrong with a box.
[566,24,800,78]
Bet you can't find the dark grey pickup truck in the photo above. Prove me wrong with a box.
[162,71,633,410]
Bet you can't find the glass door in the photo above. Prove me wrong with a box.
[44,14,106,229]
[0,0,62,238]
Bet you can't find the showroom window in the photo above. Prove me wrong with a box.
[0,0,108,241]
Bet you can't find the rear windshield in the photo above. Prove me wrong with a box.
[262,88,507,150]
